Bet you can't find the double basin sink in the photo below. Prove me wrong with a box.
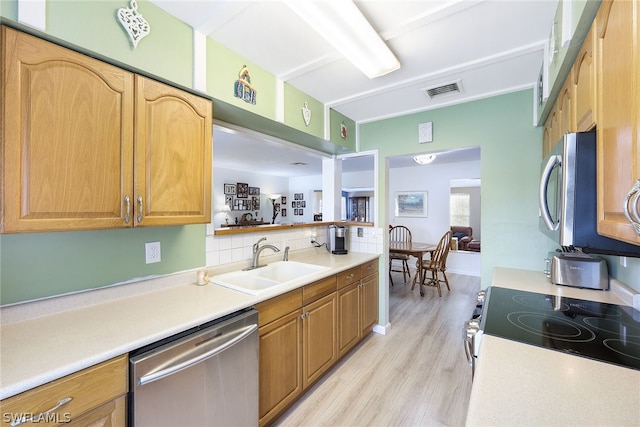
[209,261,330,295]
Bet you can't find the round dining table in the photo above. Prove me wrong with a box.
[389,241,436,296]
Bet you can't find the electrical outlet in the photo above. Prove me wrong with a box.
[145,241,161,264]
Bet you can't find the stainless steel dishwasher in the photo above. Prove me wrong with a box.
[129,309,258,426]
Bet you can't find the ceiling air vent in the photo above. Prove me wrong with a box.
[423,80,464,99]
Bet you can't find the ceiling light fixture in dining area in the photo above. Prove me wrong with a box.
[414,154,437,164]
[282,0,400,79]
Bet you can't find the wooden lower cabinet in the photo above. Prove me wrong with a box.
[302,292,337,388]
[338,260,379,358]
[337,281,361,358]
[258,307,303,427]
[360,269,379,336]
[0,355,127,427]
[257,260,378,426]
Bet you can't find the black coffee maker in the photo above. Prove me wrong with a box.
[327,225,348,255]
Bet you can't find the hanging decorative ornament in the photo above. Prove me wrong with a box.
[340,121,348,139]
[234,65,257,105]
[301,101,311,126]
[117,0,150,50]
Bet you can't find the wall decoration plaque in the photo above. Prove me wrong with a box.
[234,65,257,105]
[117,0,150,49]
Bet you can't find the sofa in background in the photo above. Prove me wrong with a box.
[450,226,480,252]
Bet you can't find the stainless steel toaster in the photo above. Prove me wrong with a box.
[545,252,609,290]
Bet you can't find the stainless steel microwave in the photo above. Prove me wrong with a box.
[539,131,640,257]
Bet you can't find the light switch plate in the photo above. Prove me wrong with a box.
[418,122,433,143]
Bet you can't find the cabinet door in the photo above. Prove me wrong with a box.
[543,107,559,157]
[360,273,379,336]
[302,292,337,389]
[557,77,575,136]
[134,76,212,226]
[337,281,361,358]
[0,355,127,427]
[574,24,597,132]
[258,309,302,427]
[67,396,126,427]
[1,27,134,233]
[596,0,640,245]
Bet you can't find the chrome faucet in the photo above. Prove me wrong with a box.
[283,246,290,261]
[246,237,280,270]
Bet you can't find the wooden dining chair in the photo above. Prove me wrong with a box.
[415,230,452,297]
[389,225,412,284]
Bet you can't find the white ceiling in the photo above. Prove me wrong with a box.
[151,0,557,176]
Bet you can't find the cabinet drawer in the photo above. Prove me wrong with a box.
[336,267,361,290]
[1,355,127,427]
[255,289,303,327]
[360,260,378,278]
[302,276,337,306]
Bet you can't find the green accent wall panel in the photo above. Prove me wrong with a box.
[47,0,193,88]
[0,0,18,20]
[283,83,324,138]
[360,90,554,287]
[0,225,205,305]
[206,37,276,120]
[329,109,356,151]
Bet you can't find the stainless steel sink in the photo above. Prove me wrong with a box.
[209,261,330,295]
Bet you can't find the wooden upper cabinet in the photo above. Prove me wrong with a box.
[595,0,640,245]
[573,24,597,132]
[134,76,212,226]
[556,77,575,137]
[1,26,212,233]
[1,26,134,233]
[542,107,559,157]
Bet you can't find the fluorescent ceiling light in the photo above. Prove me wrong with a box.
[414,154,436,164]
[282,0,400,79]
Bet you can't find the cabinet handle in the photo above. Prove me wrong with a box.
[10,397,72,426]
[623,180,640,235]
[300,312,309,319]
[124,196,131,224]
[347,274,355,280]
[137,196,144,223]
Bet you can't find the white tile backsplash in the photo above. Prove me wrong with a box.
[205,226,383,267]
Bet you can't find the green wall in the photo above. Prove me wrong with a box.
[1,226,204,304]
[361,90,556,287]
[0,0,355,305]
[330,108,356,151]
[284,83,324,138]
[207,38,277,120]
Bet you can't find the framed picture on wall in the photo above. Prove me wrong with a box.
[224,183,236,195]
[281,196,287,204]
[281,208,287,217]
[395,191,428,217]
[236,183,249,198]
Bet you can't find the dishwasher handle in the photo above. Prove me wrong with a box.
[138,323,258,386]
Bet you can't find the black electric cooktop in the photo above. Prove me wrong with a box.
[482,287,640,371]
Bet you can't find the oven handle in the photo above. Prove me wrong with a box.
[463,320,479,378]
[138,323,258,386]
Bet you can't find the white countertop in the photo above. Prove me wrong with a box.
[0,249,379,400]
[466,267,640,426]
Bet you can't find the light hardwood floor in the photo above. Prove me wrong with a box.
[274,269,481,427]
